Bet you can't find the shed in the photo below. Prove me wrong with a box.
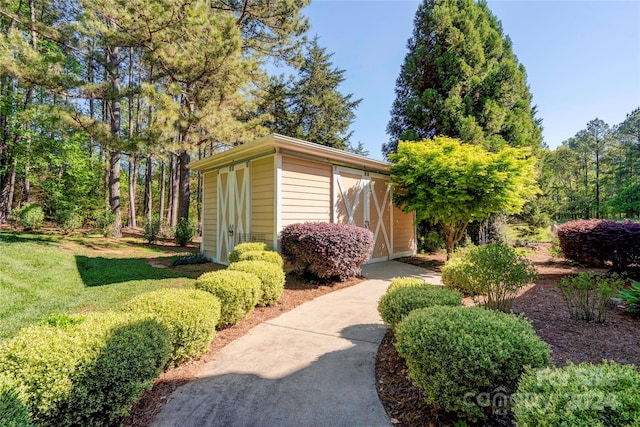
[189,134,417,264]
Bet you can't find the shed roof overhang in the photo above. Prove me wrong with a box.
[188,134,391,175]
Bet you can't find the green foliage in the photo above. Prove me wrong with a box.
[514,361,640,426]
[195,270,261,328]
[395,306,552,422]
[95,211,117,237]
[0,374,34,427]
[18,204,44,231]
[462,244,538,311]
[613,279,640,314]
[122,289,221,368]
[236,250,285,268]
[171,253,210,266]
[558,273,623,323]
[0,312,171,426]
[56,210,83,234]
[387,276,427,293]
[39,313,84,329]
[385,0,542,156]
[229,260,285,306]
[143,214,162,244]
[390,137,539,256]
[441,256,475,296]
[174,218,196,246]
[378,284,462,330]
[228,242,270,263]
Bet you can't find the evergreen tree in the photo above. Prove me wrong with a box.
[384,0,542,156]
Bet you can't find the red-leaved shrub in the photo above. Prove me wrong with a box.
[557,219,640,269]
[280,222,374,281]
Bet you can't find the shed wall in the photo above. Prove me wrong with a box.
[393,205,416,255]
[281,156,332,226]
[202,171,217,260]
[251,156,275,248]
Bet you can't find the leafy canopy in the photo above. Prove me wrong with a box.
[390,137,538,254]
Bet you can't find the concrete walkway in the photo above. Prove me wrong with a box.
[153,261,440,427]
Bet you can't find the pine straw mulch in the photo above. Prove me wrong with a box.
[122,272,363,427]
[376,244,640,427]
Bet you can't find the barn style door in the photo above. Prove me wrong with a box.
[333,167,392,262]
[217,163,250,264]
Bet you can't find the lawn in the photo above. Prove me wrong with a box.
[0,230,210,340]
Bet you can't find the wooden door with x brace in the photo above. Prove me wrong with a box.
[333,166,392,263]
[217,163,250,264]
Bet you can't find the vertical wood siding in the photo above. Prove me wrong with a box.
[202,171,217,260]
[281,156,332,226]
[251,156,275,247]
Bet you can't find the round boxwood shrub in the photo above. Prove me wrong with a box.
[378,285,461,330]
[19,204,44,231]
[514,361,640,426]
[237,250,284,268]
[229,242,270,263]
[441,256,474,296]
[195,270,261,327]
[122,288,221,368]
[0,374,33,427]
[0,312,171,426]
[229,260,285,306]
[395,306,552,422]
[387,276,427,293]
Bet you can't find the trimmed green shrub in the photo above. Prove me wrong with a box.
[143,213,162,244]
[228,242,270,263]
[514,361,640,426]
[387,276,426,293]
[395,306,552,422]
[440,256,474,295]
[195,270,261,327]
[19,204,44,231]
[463,243,537,312]
[558,272,623,323]
[122,289,221,367]
[0,374,34,427]
[0,312,171,426]
[95,211,116,237]
[237,250,284,268]
[378,285,461,330]
[281,222,374,281]
[228,260,285,306]
[174,218,196,246]
[56,210,83,234]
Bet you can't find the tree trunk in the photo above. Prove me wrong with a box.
[159,160,166,225]
[167,155,174,226]
[109,150,122,237]
[178,150,190,221]
[170,154,179,228]
[127,154,137,228]
[106,39,122,237]
[144,153,152,221]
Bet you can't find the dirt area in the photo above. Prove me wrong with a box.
[376,244,640,426]
[123,273,363,426]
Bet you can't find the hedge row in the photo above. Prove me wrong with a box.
[281,222,373,281]
[557,219,640,269]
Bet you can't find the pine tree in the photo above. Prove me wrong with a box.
[384,0,542,156]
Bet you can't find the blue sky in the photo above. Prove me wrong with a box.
[290,0,640,159]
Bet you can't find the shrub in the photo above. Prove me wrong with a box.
[237,250,284,268]
[56,210,83,234]
[174,218,196,246]
[229,260,285,306]
[122,289,221,367]
[19,204,44,231]
[463,243,537,312]
[195,270,261,327]
[280,222,374,281]
[441,256,475,296]
[558,272,623,323]
[378,285,461,330]
[557,219,640,269]
[39,312,84,329]
[613,279,640,314]
[228,242,270,263]
[395,306,551,422]
[171,253,210,266]
[143,213,162,244]
[0,374,34,427]
[0,312,171,426]
[95,211,117,237]
[514,361,640,426]
[387,276,426,293]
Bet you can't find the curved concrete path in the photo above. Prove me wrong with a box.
[153,261,440,427]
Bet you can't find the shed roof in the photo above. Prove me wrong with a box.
[188,134,391,174]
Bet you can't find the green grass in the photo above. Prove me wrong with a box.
[505,224,554,244]
[0,231,206,340]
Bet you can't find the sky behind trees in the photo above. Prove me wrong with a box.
[297,0,640,159]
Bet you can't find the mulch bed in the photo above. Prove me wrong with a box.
[376,244,640,426]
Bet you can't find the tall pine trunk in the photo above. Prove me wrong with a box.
[159,160,166,226]
[127,154,137,228]
[144,153,152,220]
[106,39,122,237]
[178,150,190,221]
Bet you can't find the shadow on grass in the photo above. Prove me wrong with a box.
[75,255,187,287]
[0,231,58,245]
